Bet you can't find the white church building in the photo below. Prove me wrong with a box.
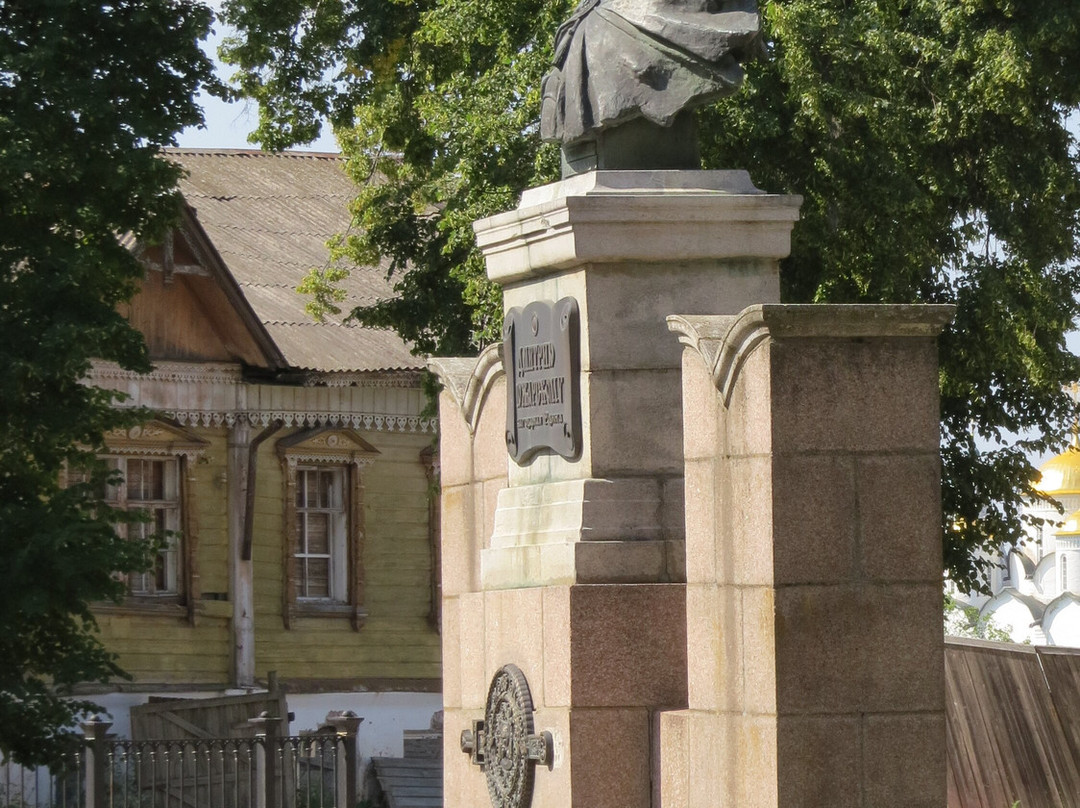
[957,446,1080,645]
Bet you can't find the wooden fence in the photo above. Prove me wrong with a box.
[1,714,361,808]
[946,637,1080,808]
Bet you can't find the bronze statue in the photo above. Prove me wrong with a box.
[540,0,760,175]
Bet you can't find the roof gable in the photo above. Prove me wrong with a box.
[166,149,424,373]
[129,206,285,368]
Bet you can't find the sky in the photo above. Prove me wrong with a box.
[175,5,338,153]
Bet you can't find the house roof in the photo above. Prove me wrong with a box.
[167,149,422,373]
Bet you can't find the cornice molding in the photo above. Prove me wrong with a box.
[428,343,504,434]
[668,303,955,407]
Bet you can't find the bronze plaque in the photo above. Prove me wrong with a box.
[459,664,553,808]
[503,298,581,464]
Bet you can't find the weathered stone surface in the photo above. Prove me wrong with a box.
[441,596,462,710]
[569,708,652,808]
[772,453,858,585]
[435,389,474,488]
[483,588,547,706]
[443,708,488,808]
[774,583,945,714]
[776,715,862,808]
[586,367,684,477]
[476,173,799,283]
[658,709,690,808]
[541,587,573,708]
[472,374,510,482]
[458,592,488,710]
[857,454,943,582]
[683,458,717,583]
[770,338,942,454]
[863,713,947,808]
[440,484,478,597]
[669,305,951,808]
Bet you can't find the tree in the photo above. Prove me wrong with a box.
[943,593,1013,642]
[0,0,215,765]
[221,0,1080,593]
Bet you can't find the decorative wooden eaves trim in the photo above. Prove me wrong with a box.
[93,361,243,385]
[88,362,438,433]
[170,411,437,433]
[131,204,287,370]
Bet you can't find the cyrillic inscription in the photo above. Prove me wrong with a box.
[503,298,580,463]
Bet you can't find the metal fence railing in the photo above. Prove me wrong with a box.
[2,713,361,808]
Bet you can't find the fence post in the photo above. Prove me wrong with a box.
[326,712,362,808]
[248,711,286,808]
[81,717,112,808]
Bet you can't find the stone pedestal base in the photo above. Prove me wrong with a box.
[481,478,684,588]
[442,583,687,808]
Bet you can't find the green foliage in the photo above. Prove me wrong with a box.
[943,593,1013,642]
[0,0,215,765]
[221,0,1080,592]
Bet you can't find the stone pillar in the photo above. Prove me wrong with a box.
[434,171,801,808]
[661,304,953,808]
[473,170,801,588]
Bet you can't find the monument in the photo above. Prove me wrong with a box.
[541,0,762,174]
[432,3,948,806]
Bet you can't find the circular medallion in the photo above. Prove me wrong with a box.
[482,665,537,808]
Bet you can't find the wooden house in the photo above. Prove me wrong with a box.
[81,150,441,754]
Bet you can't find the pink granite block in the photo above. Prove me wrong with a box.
[570,584,688,708]
[570,708,651,808]
[769,338,940,454]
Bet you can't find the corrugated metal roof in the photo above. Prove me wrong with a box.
[369,757,442,808]
[167,149,421,373]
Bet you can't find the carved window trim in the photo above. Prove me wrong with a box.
[278,428,379,631]
[89,421,207,624]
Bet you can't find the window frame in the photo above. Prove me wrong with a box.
[106,455,182,598]
[83,420,206,622]
[278,428,378,630]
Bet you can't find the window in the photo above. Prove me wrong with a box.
[75,419,207,618]
[1063,555,1070,593]
[107,456,181,596]
[295,465,348,601]
[278,428,379,630]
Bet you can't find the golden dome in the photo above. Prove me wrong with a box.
[1058,508,1080,538]
[1035,448,1080,496]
